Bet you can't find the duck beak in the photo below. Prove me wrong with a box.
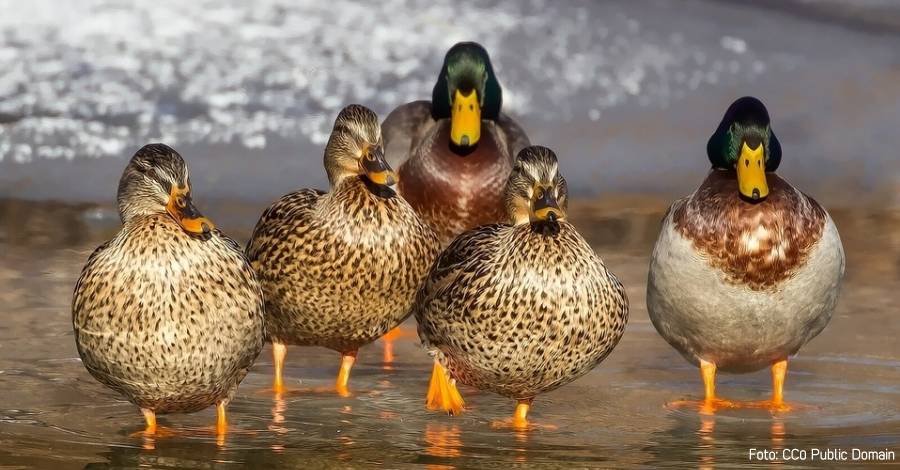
[166,185,215,239]
[736,141,769,201]
[361,145,397,186]
[450,89,481,147]
[532,186,564,222]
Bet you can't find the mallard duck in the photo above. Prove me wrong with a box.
[246,104,440,396]
[647,96,845,411]
[415,146,629,429]
[72,143,266,437]
[382,41,530,244]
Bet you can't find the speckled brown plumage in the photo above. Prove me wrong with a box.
[246,105,440,355]
[415,146,628,401]
[72,144,265,416]
[247,177,440,352]
[672,170,826,290]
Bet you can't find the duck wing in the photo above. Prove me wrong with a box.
[382,100,436,170]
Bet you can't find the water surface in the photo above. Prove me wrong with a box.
[0,198,897,468]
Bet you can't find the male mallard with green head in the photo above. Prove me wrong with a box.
[415,146,628,429]
[647,97,845,411]
[72,144,266,437]
[246,105,440,396]
[382,41,530,244]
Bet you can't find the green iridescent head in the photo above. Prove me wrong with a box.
[706,96,782,201]
[431,42,502,148]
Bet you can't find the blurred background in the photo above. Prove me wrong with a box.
[0,1,898,468]
[1,0,899,205]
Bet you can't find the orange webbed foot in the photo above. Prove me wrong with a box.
[425,359,464,416]
[666,397,743,414]
[129,409,178,438]
[490,400,557,431]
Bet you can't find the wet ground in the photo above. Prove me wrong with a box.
[0,198,897,469]
[1,0,900,467]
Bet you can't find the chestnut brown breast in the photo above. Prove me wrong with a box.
[672,170,826,290]
[398,120,512,244]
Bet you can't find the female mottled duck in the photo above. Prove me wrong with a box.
[382,41,530,244]
[72,144,266,437]
[415,146,629,429]
[647,97,845,411]
[246,105,440,396]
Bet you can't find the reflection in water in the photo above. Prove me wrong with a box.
[424,423,462,469]
[142,433,156,451]
[270,393,288,434]
[772,418,786,454]
[697,411,715,470]
[687,408,792,469]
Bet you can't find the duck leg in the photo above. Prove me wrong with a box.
[216,402,227,436]
[771,359,787,405]
[698,359,742,412]
[744,359,798,411]
[668,359,739,413]
[129,408,175,438]
[141,408,157,434]
[761,359,797,412]
[336,350,357,397]
[700,359,717,401]
[491,398,558,430]
[512,399,532,429]
[272,342,287,394]
[425,358,464,415]
[381,326,410,365]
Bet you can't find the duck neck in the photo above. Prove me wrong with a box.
[402,120,508,182]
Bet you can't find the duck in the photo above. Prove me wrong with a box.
[646,96,845,411]
[382,41,531,245]
[72,143,266,437]
[415,145,629,429]
[246,104,441,396]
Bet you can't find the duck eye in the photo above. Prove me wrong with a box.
[176,196,186,208]
[535,187,544,199]
[745,159,750,167]
[469,104,474,111]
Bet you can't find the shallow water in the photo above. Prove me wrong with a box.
[0,198,897,468]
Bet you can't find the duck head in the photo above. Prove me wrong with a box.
[431,42,503,149]
[117,143,215,240]
[504,146,569,225]
[324,104,396,189]
[707,96,782,202]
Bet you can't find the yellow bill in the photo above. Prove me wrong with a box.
[166,185,215,237]
[361,144,397,186]
[450,89,481,147]
[736,141,769,200]
[532,185,565,222]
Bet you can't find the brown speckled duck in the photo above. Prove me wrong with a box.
[72,143,266,437]
[382,42,530,244]
[647,97,845,412]
[246,105,440,396]
[415,146,629,429]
